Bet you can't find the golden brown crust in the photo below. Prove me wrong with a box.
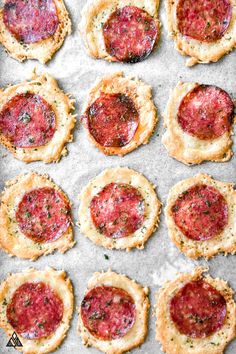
[78,167,161,250]
[81,72,157,156]
[0,267,74,354]
[0,0,71,64]
[162,82,235,165]
[155,267,236,354]
[0,71,76,163]
[165,173,236,259]
[78,270,150,354]
[79,0,160,62]
[166,0,236,66]
[0,171,75,260]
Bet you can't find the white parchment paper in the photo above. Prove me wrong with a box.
[0,0,236,353]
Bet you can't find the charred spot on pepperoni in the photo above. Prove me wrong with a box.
[171,184,228,241]
[0,92,56,148]
[176,0,232,42]
[103,6,159,63]
[16,187,71,243]
[83,93,139,148]
[7,282,63,339]
[170,279,227,338]
[81,286,136,340]
[3,0,59,44]
[177,85,234,140]
[90,183,145,239]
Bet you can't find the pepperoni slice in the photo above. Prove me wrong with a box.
[90,183,145,238]
[7,282,63,339]
[81,286,136,340]
[84,93,139,148]
[16,187,71,243]
[170,279,227,338]
[0,93,56,148]
[3,0,59,44]
[177,0,232,42]
[103,6,158,63]
[171,184,228,241]
[177,85,234,140]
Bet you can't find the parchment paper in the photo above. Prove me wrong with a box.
[0,0,236,353]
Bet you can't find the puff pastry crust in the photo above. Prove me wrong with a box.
[166,0,236,66]
[78,270,150,354]
[0,71,76,163]
[165,173,236,259]
[78,167,161,250]
[0,171,75,260]
[0,0,71,64]
[0,267,74,354]
[155,267,236,354]
[81,72,157,156]
[162,82,235,165]
[79,0,160,62]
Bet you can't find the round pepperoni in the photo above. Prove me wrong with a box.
[7,282,63,339]
[16,187,71,243]
[177,0,232,42]
[90,183,145,238]
[177,85,234,140]
[0,93,56,148]
[171,184,228,241]
[84,93,139,148]
[170,279,227,338]
[103,6,158,63]
[81,286,136,340]
[3,0,59,44]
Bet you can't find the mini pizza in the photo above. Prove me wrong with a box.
[155,267,236,354]
[165,173,236,259]
[0,71,76,163]
[0,0,71,63]
[79,0,160,63]
[166,0,236,66]
[162,82,235,165]
[81,72,157,156]
[0,267,73,354]
[78,167,161,250]
[78,270,149,354]
[0,171,75,260]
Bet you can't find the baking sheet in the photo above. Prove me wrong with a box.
[0,0,236,353]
